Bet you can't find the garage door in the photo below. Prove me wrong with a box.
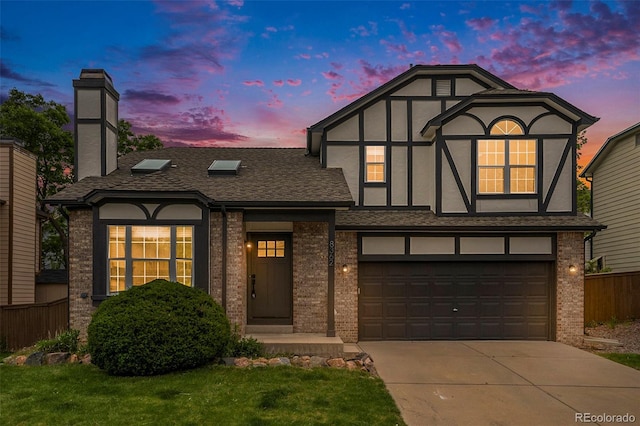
[359,262,552,340]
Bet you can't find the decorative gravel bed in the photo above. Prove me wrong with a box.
[583,319,640,354]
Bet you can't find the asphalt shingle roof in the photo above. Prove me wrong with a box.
[336,210,605,231]
[48,148,354,206]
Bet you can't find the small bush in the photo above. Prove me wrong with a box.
[228,335,265,358]
[88,280,231,376]
[36,329,79,353]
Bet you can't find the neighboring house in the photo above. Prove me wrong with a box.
[581,122,640,273]
[48,66,603,346]
[0,137,39,305]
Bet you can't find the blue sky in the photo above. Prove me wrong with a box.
[1,0,639,164]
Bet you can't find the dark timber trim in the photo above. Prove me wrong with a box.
[543,140,572,211]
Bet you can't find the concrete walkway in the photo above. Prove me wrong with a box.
[359,341,640,426]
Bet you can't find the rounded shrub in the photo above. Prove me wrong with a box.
[88,279,231,376]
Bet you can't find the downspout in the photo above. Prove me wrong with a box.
[585,176,595,260]
[221,205,227,312]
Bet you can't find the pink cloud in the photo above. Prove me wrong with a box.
[287,79,302,86]
[466,17,497,31]
[471,1,640,90]
[350,21,378,37]
[432,25,462,53]
[273,80,284,87]
[296,53,311,60]
[381,40,425,60]
[127,105,247,145]
[243,80,264,87]
[322,71,341,80]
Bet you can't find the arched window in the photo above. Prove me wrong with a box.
[478,119,536,194]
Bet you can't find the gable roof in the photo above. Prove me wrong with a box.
[421,88,599,140]
[580,122,640,178]
[46,147,354,208]
[306,64,516,154]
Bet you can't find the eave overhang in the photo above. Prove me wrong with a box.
[421,91,599,139]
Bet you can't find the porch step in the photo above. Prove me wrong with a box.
[248,333,345,357]
[245,325,293,334]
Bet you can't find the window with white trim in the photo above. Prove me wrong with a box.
[478,119,536,194]
[365,146,385,183]
[108,225,193,294]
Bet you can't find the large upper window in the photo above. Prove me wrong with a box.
[365,146,385,183]
[108,225,193,294]
[478,119,536,194]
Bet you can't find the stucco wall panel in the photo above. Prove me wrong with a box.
[326,115,359,141]
[364,101,387,141]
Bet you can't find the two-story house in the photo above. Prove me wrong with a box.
[48,66,602,346]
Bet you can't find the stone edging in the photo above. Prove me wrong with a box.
[225,353,377,375]
[2,352,376,375]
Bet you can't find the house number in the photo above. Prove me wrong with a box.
[328,240,335,267]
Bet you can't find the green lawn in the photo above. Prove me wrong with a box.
[599,353,640,370]
[0,363,405,425]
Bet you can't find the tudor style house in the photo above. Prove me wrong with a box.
[48,66,602,346]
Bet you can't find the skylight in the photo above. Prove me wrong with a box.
[131,159,172,174]
[208,160,241,176]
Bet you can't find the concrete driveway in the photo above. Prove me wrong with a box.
[359,341,640,426]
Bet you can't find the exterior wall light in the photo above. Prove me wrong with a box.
[569,265,577,274]
[342,264,349,273]
[246,241,252,249]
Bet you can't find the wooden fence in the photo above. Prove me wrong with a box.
[584,271,640,324]
[0,298,69,351]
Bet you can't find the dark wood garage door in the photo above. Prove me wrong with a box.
[359,262,552,340]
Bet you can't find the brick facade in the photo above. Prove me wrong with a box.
[292,222,328,333]
[224,212,247,334]
[209,213,223,305]
[68,209,94,340]
[555,231,585,345]
[334,231,358,342]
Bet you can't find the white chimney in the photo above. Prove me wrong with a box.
[73,69,119,181]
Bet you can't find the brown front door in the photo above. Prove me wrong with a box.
[247,233,293,325]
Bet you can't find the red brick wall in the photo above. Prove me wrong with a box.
[68,209,94,340]
[292,222,328,333]
[556,231,585,345]
[335,231,358,342]
[224,212,247,334]
[209,213,223,305]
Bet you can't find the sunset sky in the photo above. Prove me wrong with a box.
[1,0,638,166]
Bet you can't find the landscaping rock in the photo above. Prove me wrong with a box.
[3,355,15,365]
[346,360,358,371]
[327,358,346,368]
[15,355,27,366]
[68,354,78,364]
[25,351,45,366]
[80,354,92,365]
[45,352,71,365]
[234,357,251,368]
[252,361,267,367]
[268,357,290,367]
[310,356,327,368]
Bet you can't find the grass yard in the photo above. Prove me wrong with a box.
[599,353,640,370]
[0,363,405,426]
